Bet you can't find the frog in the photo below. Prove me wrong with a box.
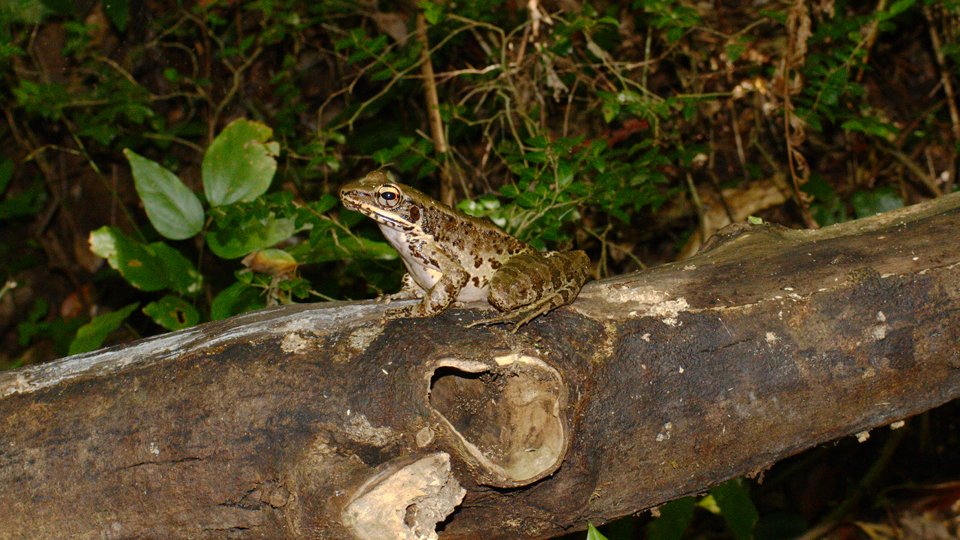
[339,170,591,330]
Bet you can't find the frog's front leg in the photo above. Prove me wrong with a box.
[469,250,590,330]
[388,246,469,319]
[378,273,423,303]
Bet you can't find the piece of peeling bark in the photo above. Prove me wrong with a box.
[0,193,959,539]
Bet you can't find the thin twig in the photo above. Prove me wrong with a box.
[924,4,960,193]
[880,145,942,197]
[416,13,453,206]
[855,0,888,82]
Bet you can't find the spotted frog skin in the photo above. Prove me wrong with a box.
[340,170,591,329]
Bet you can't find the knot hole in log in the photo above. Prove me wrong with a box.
[428,355,569,488]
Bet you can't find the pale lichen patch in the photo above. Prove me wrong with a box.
[343,414,400,448]
[281,332,310,354]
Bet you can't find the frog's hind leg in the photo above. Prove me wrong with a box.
[467,250,590,331]
[467,291,571,332]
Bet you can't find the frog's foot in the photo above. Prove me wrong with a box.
[383,305,414,320]
[377,273,424,304]
[377,291,419,305]
[384,298,434,317]
[465,293,569,333]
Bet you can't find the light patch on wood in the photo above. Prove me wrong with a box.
[281,333,309,353]
[344,413,400,448]
[0,303,378,398]
[577,285,690,326]
[347,324,385,353]
[342,453,465,540]
[415,426,435,447]
[656,422,673,442]
[428,356,568,487]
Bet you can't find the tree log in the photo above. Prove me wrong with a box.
[2,193,959,539]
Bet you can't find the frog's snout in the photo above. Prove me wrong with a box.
[339,187,357,210]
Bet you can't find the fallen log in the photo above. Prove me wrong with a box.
[1,193,959,539]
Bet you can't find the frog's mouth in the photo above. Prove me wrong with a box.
[342,195,414,231]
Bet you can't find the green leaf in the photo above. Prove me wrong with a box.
[152,242,204,295]
[310,194,339,215]
[68,302,138,355]
[585,523,609,540]
[211,281,265,320]
[0,179,46,220]
[89,226,203,294]
[143,295,200,331]
[647,497,695,540]
[90,227,166,291]
[851,187,904,218]
[103,0,128,31]
[710,478,758,540]
[288,235,397,264]
[202,119,279,207]
[124,149,204,240]
[601,99,619,123]
[206,215,296,259]
[420,1,444,24]
[887,0,915,16]
[17,299,86,356]
[2,0,48,23]
[0,158,13,194]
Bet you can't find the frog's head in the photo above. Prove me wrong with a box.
[340,170,430,231]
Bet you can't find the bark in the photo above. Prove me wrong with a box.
[2,193,959,539]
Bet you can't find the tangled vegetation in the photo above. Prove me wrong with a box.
[1,0,958,538]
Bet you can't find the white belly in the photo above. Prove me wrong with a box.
[380,225,490,303]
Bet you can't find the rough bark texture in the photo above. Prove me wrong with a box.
[2,194,959,539]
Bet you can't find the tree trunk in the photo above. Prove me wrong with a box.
[2,194,959,539]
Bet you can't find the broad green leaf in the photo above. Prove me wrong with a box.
[710,478,759,540]
[124,149,204,240]
[89,226,202,294]
[68,302,138,355]
[203,119,279,207]
[152,242,204,295]
[206,215,296,259]
[647,497,695,540]
[211,281,265,320]
[143,295,200,331]
[585,523,609,540]
[242,248,298,276]
[90,227,167,291]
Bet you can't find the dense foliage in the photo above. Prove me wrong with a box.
[1,0,958,538]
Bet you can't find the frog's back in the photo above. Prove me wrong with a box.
[418,203,531,300]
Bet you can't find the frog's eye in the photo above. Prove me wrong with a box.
[376,185,402,208]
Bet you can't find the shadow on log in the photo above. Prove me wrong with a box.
[2,194,959,539]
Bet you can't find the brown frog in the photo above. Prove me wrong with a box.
[340,170,590,330]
